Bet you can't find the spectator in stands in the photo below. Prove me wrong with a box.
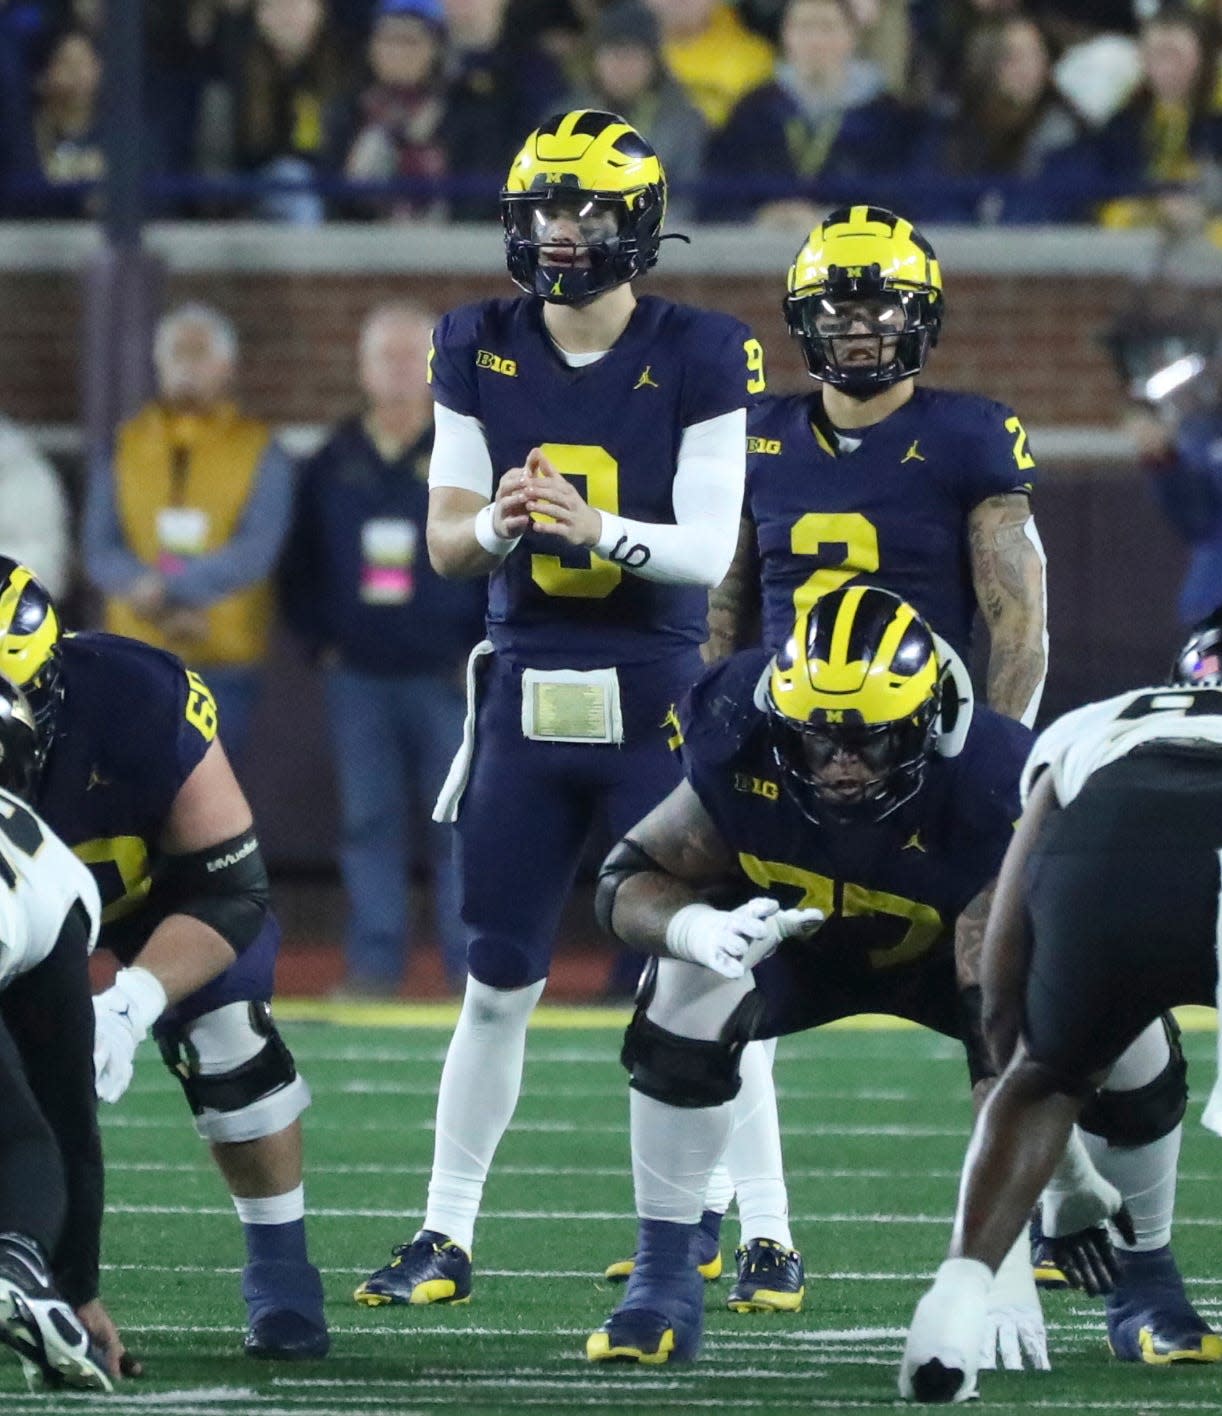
[217,0,355,223]
[279,303,482,996]
[1129,338,1222,627]
[915,13,1093,222]
[1092,4,1222,231]
[562,1,707,222]
[1038,0,1142,130]
[644,0,774,129]
[706,0,911,226]
[0,417,71,598]
[3,27,105,217]
[81,303,293,771]
[329,0,450,218]
[440,0,565,220]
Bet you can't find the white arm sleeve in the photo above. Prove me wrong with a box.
[592,408,746,587]
[428,403,495,497]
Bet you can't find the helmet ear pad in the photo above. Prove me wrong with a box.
[931,633,974,758]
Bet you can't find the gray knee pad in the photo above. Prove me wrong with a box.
[1079,1015,1188,1147]
[158,1001,311,1143]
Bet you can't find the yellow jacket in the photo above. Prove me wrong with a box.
[106,402,274,666]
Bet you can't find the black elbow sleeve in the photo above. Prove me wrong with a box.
[160,828,270,955]
[595,838,665,939]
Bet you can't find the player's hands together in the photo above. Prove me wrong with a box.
[522,447,602,548]
[92,967,167,1104]
[666,897,825,979]
[491,465,533,539]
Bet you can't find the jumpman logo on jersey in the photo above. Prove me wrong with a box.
[902,830,926,852]
[901,440,926,464]
[634,366,660,390]
[86,765,110,791]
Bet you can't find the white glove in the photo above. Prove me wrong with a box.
[92,966,168,1104]
[665,898,825,978]
[979,1232,1050,1372]
[898,1257,991,1403]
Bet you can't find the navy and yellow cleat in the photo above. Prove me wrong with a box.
[1029,1211,1070,1290]
[589,1219,704,1365]
[726,1238,805,1313]
[354,1230,472,1307]
[1106,1245,1222,1365]
[604,1209,724,1283]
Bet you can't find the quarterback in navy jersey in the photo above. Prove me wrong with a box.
[902,610,1222,1404]
[0,559,328,1362]
[710,206,1048,731]
[588,587,1047,1366]
[355,109,763,1312]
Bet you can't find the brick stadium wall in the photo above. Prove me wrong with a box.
[0,263,1192,865]
[0,268,1129,423]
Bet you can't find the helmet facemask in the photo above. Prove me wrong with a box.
[784,269,938,399]
[766,694,939,826]
[1171,607,1222,687]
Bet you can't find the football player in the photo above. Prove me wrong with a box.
[588,586,1051,1365]
[900,607,1222,1403]
[634,204,1052,1315]
[0,558,328,1360]
[354,109,762,1309]
[0,675,113,1391]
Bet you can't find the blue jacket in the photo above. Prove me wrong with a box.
[1146,410,1222,626]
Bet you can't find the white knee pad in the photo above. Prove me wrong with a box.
[169,1001,311,1144]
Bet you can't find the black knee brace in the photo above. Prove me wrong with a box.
[1079,1014,1188,1147]
[157,1002,298,1118]
[620,1007,744,1108]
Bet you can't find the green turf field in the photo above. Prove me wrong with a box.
[6,1006,1222,1414]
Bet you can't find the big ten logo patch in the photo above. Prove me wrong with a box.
[733,772,779,801]
[476,349,518,377]
[747,437,782,455]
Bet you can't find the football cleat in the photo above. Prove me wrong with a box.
[726,1238,805,1313]
[0,1233,113,1393]
[1106,1244,1222,1365]
[1029,1210,1070,1290]
[605,1209,723,1283]
[354,1230,472,1307]
[588,1219,704,1365]
[243,1259,329,1358]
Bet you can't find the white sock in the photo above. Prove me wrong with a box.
[1081,1125,1180,1252]
[704,1163,735,1216]
[632,1089,734,1223]
[424,976,545,1251]
[1083,1020,1179,1251]
[232,1184,305,1226]
[726,1037,793,1248]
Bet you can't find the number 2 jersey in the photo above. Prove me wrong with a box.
[34,631,274,964]
[0,786,100,989]
[679,651,1031,974]
[428,293,759,667]
[747,387,1037,657]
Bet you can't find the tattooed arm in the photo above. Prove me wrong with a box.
[704,515,761,664]
[954,880,1000,1108]
[597,780,741,954]
[968,493,1048,726]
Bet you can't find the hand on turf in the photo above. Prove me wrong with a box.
[75,1299,141,1380]
[980,1232,1050,1371]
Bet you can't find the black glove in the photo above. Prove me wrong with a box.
[1043,1204,1137,1297]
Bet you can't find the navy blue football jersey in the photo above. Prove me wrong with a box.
[429,293,763,668]
[35,632,252,960]
[679,651,1030,974]
[747,387,1038,657]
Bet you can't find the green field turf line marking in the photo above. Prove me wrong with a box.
[101,1117,972,1136]
[274,999,1221,1032]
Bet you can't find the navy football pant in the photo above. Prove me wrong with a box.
[456,652,701,988]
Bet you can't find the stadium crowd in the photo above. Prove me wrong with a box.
[0,0,1218,228]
